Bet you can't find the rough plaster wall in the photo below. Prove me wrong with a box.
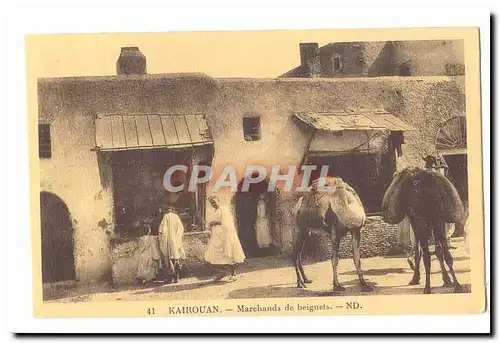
[319,43,366,77]
[204,79,310,212]
[366,40,464,77]
[361,42,388,74]
[392,40,465,76]
[390,77,466,170]
[285,40,464,78]
[207,80,309,172]
[310,41,386,78]
[39,101,113,284]
[38,75,216,284]
[367,42,397,76]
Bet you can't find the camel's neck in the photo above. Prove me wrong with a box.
[336,186,349,206]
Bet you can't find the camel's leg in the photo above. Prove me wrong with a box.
[417,227,432,294]
[294,231,306,288]
[351,229,372,292]
[435,225,463,293]
[298,229,312,284]
[408,234,421,285]
[435,242,453,287]
[421,244,432,294]
[331,229,344,292]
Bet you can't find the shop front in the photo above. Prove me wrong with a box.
[293,110,416,259]
[94,112,213,284]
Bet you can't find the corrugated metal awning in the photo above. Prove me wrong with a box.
[294,110,416,132]
[95,113,213,151]
[308,130,390,156]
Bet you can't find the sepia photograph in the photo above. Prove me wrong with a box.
[25,26,485,318]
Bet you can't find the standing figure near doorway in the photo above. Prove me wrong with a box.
[205,196,246,283]
[435,153,456,244]
[157,205,186,284]
[136,220,163,285]
[255,193,272,249]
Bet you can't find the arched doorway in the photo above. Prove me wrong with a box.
[40,192,76,283]
[435,115,468,236]
[233,177,279,258]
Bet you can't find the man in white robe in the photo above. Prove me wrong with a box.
[158,205,186,284]
[205,196,246,283]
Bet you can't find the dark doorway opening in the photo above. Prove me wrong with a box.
[444,153,468,236]
[234,178,280,258]
[306,152,396,215]
[40,192,76,283]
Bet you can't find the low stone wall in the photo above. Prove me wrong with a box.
[111,231,211,286]
[266,196,404,260]
[181,231,212,277]
[304,216,403,261]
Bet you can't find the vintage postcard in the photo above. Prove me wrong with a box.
[26,27,485,318]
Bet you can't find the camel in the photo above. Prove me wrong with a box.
[381,167,465,294]
[292,177,372,293]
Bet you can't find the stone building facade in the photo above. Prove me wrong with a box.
[280,40,465,78]
[38,47,467,286]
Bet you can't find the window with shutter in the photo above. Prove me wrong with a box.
[243,117,262,141]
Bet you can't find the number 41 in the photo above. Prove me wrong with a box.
[147,308,155,315]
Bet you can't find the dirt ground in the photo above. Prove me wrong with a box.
[46,238,471,303]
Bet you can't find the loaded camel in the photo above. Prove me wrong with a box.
[292,177,372,293]
[381,167,465,294]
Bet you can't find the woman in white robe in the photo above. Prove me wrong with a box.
[205,196,245,282]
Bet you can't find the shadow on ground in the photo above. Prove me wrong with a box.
[382,249,470,261]
[132,280,226,295]
[226,282,471,299]
[183,256,297,279]
[44,283,139,302]
[340,267,407,276]
[340,266,470,277]
[185,255,380,280]
[452,255,471,262]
